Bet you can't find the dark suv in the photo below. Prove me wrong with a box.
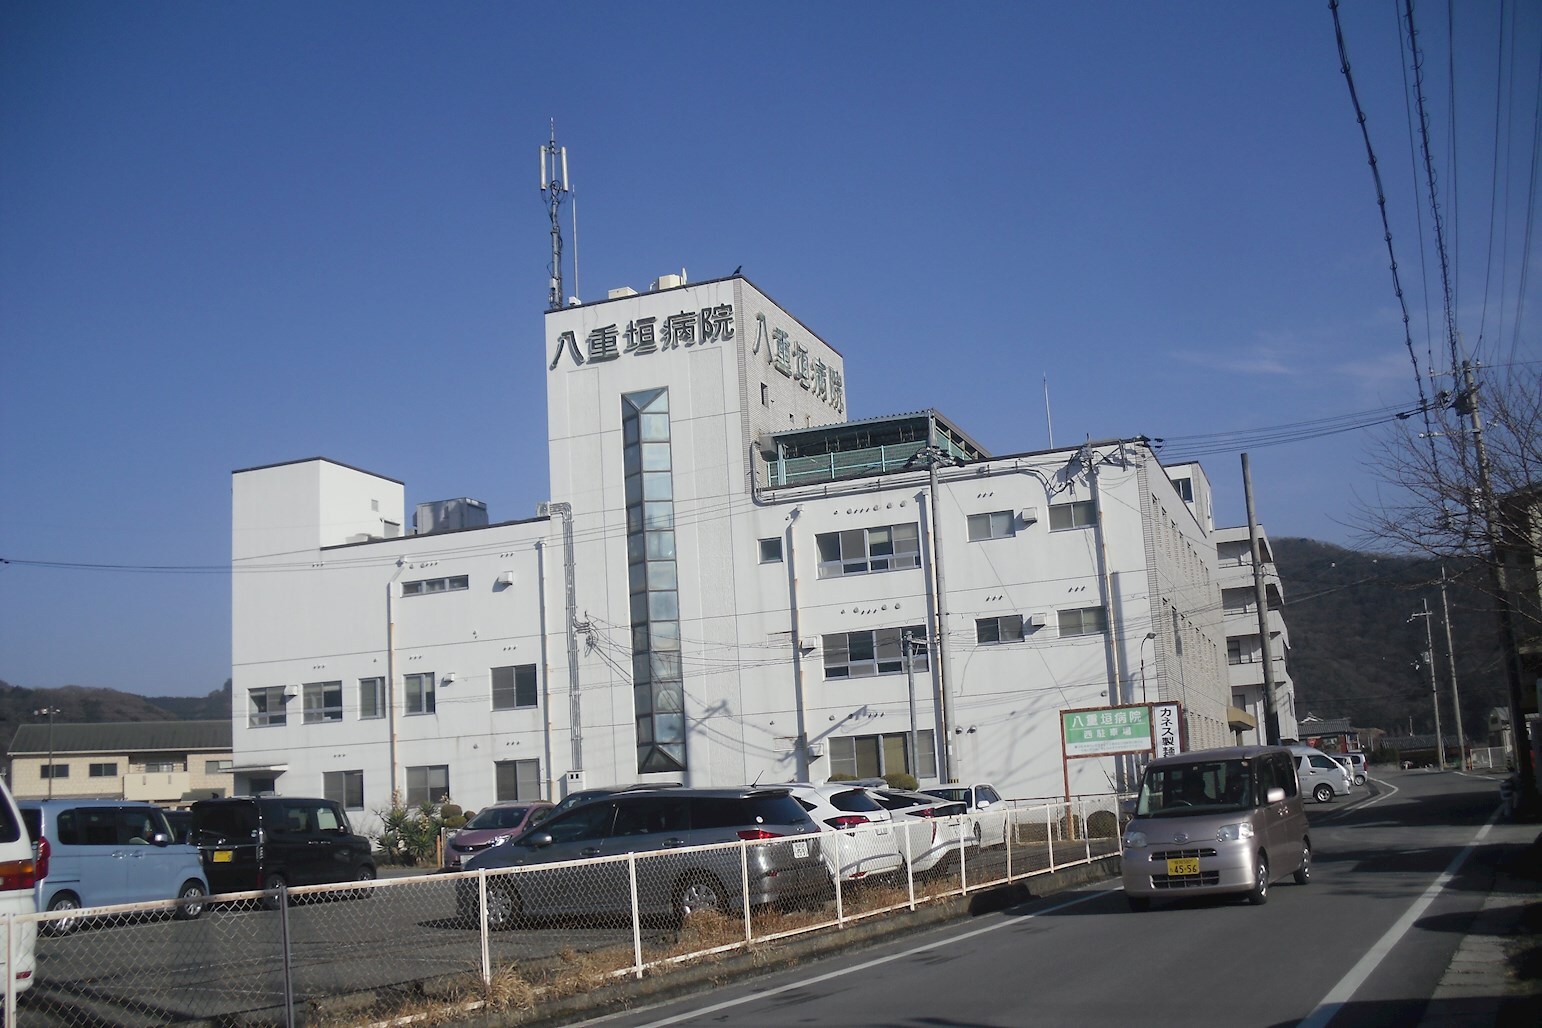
[455,787,829,927]
[190,796,375,897]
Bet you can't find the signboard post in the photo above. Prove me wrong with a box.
[1059,702,1184,803]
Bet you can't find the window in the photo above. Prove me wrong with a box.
[824,625,929,679]
[359,677,385,719]
[1058,606,1108,637]
[143,761,178,773]
[1227,639,1243,665]
[761,383,769,406]
[405,672,436,715]
[758,537,784,563]
[89,762,118,778]
[815,523,922,578]
[830,730,936,780]
[324,769,365,810]
[402,575,469,596]
[40,764,69,780]
[406,765,449,807]
[967,511,1015,541]
[1048,500,1096,530]
[1172,477,1194,502]
[303,681,343,724]
[205,759,232,774]
[491,664,538,711]
[248,686,287,727]
[495,759,542,801]
[976,615,1025,644]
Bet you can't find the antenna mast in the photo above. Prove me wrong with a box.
[540,121,570,311]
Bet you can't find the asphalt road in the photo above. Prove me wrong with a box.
[576,769,1511,1028]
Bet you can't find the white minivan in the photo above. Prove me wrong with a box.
[1292,746,1353,802]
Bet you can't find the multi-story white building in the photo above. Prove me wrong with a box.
[1215,526,1299,743]
[230,274,1238,826]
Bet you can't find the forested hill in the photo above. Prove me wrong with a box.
[1271,539,1507,740]
[0,680,232,765]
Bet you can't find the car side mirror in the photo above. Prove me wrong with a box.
[151,832,171,847]
[526,831,554,849]
[977,799,992,809]
[1265,787,1286,804]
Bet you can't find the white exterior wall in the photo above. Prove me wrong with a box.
[1215,527,1300,743]
[229,276,1250,824]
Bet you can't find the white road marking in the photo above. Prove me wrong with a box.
[579,886,1118,1027]
[1295,807,1499,1028]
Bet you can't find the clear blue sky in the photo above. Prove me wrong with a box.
[3,2,1538,697]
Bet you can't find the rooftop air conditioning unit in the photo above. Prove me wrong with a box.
[651,273,683,291]
[608,286,638,299]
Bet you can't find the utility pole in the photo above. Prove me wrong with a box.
[1439,567,1467,770]
[916,444,958,783]
[537,501,581,779]
[903,630,921,781]
[1242,453,1281,744]
[1454,359,1536,808]
[35,707,60,799]
[1411,600,1445,769]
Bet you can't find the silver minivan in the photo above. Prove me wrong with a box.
[1122,745,1311,911]
[1292,745,1353,802]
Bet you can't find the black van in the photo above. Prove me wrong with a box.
[190,796,375,898]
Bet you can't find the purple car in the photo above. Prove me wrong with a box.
[444,801,554,870]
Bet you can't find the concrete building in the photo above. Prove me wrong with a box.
[7,721,233,803]
[1215,525,1300,744]
[230,273,1240,827]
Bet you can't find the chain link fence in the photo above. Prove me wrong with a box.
[4,794,1122,1026]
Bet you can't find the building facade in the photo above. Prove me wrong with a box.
[7,721,233,803]
[231,274,1238,828]
[1215,525,1300,744]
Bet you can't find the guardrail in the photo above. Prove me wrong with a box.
[3,794,1123,1026]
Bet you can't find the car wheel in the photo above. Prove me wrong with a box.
[173,880,207,920]
[1354,774,1366,787]
[1127,895,1151,913]
[261,872,287,911]
[485,882,522,929]
[44,892,82,936]
[1247,853,1270,906]
[674,872,728,924]
[1313,784,1334,804]
[353,864,376,900]
[1293,841,1312,885]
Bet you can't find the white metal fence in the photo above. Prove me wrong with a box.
[3,794,1123,1027]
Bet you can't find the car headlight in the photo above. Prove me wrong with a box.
[1216,822,1255,843]
[1123,831,1147,849]
[492,833,513,846]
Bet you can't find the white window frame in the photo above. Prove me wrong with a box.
[405,672,436,715]
[1048,500,1097,530]
[491,664,539,711]
[824,625,929,679]
[406,764,450,807]
[302,681,344,724]
[975,615,1025,644]
[248,686,288,727]
[324,769,365,810]
[495,759,542,801]
[402,575,470,597]
[815,523,922,579]
[1058,606,1108,637]
[758,537,784,563]
[358,677,385,720]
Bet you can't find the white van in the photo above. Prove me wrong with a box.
[1292,746,1352,802]
[0,778,38,999]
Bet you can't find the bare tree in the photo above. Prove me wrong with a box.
[1354,363,1540,812]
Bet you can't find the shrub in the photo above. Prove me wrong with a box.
[883,771,919,791]
[374,798,462,866]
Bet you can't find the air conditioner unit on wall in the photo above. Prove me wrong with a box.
[1020,507,1039,525]
[1027,613,1048,628]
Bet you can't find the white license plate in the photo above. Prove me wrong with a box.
[792,840,810,859]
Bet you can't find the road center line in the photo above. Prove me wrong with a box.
[1296,806,1499,1028]
[605,886,1117,1028]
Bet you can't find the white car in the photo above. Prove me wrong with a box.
[865,788,977,874]
[781,783,904,881]
[0,777,38,997]
[922,783,1009,848]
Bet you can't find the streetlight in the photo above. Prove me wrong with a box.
[1408,603,1445,770]
[34,707,61,799]
[1138,632,1157,704]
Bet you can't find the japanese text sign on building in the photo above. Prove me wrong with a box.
[548,304,736,371]
[1151,702,1183,758]
[1060,706,1153,757]
[751,312,844,414]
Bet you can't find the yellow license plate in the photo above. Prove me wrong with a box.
[212,850,234,863]
[1166,857,1200,877]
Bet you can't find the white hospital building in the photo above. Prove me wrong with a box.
[231,273,1292,823]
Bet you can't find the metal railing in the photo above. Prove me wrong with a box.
[4,794,1122,1026]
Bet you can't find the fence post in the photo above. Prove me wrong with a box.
[278,884,296,1028]
[478,870,491,987]
[833,833,844,925]
[1082,797,1092,864]
[628,854,644,978]
[958,816,968,895]
[1045,805,1055,870]
[1004,803,1014,880]
[903,823,915,911]
[740,842,752,943]
[5,911,14,1028]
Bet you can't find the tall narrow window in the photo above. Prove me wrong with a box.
[623,388,686,773]
[358,677,385,719]
[405,672,436,715]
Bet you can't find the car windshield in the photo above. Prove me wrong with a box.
[924,788,969,804]
[1136,759,1255,817]
[464,806,531,830]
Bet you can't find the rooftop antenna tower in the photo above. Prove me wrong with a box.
[540,121,570,311]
